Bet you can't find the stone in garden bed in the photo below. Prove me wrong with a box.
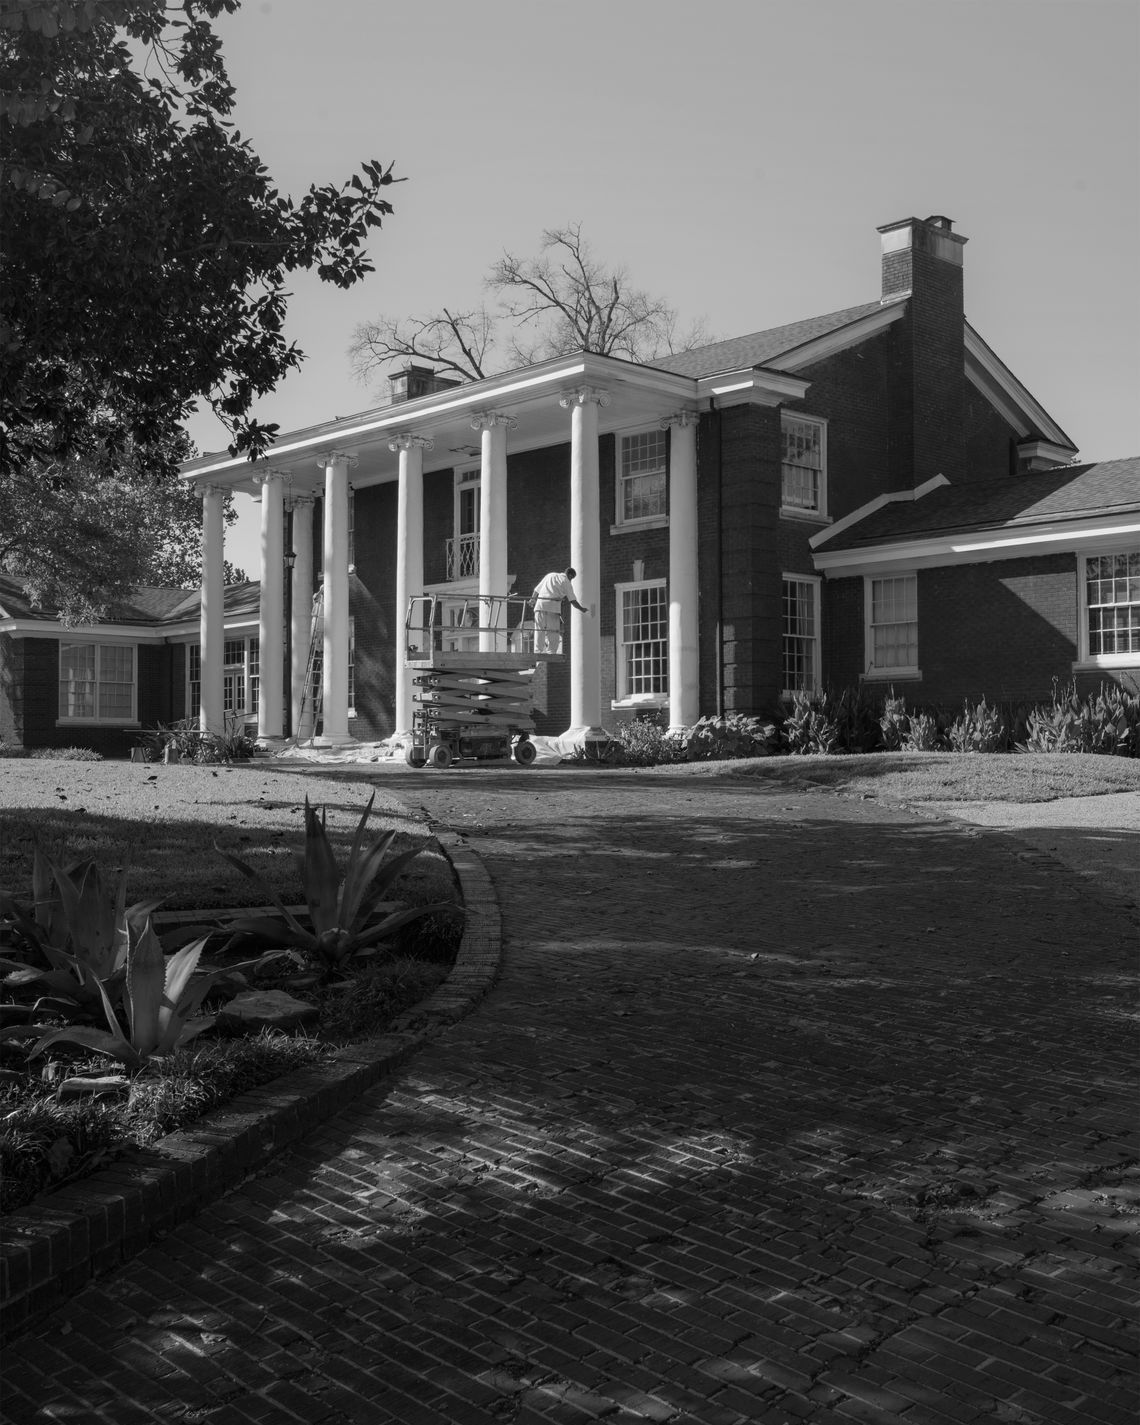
[215,990,319,1033]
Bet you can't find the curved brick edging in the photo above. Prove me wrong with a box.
[0,829,500,1344]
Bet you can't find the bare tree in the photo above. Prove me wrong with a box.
[348,224,713,395]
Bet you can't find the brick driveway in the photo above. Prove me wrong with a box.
[4,767,1137,1424]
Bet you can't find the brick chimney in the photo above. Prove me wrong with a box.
[879,215,968,487]
[389,363,462,403]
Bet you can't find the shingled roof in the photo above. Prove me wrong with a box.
[651,301,885,378]
[817,457,1140,552]
[0,576,260,626]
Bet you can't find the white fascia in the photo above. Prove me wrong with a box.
[0,620,168,642]
[181,352,700,488]
[814,512,1140,578]
[697,367,811,408]
[769,303,905,372]
[964,325,1078,454]
[810,474,950,550]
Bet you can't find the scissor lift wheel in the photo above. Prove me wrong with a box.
[426,742,453,769]
[513,738,537,766]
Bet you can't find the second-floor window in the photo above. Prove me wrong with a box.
[618,429,668,526]
[448,469,480,580]
[781,415,827,516]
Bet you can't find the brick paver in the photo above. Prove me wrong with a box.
[3,767,1137,1424]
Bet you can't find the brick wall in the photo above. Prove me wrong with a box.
[718,404,782,714]
[0,634,24,746]
[350,481,398,739]
[781,329,894,519]
[964,385,1020,483]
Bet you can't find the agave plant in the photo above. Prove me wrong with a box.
[216,794,453,976]
[29,918,218,1072]
[0,851,163,1022]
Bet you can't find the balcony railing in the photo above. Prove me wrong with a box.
[445,533,479,581]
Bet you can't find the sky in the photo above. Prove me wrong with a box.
[183,0,1140,576]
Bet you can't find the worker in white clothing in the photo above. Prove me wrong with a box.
[531,567,589,654]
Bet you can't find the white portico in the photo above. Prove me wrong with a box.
[182,351,806,747]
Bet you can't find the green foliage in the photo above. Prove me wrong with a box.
[948,698,1008,753]
[1,1031,328,1215]
[679,714,781,761]
[879,692,909,752]
[901,711,945,752]
[1,0,400,497]
[216,794,455,977]
[1020,681,1140,756]
[0,849,163,1022]
[136,716,256,764]
[319,959,449,1043]
[29,920,218,1070]
[612,715,685,767]
[783,690,842,756]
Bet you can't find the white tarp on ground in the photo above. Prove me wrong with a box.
[273,733,567,766]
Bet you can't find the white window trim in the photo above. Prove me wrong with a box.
[612,425,669,534]
[612,577,669,708]
[862,573,922,682]
[186,635,261,722]
[1074,545,1140,671]
[780,412,829,521]
[780,573,822,700]
[57,640,139,726]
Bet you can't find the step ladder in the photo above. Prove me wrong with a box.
[295,587,324,743]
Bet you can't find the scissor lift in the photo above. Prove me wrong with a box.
[404,593,562,769]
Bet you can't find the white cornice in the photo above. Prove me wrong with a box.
[182,352,699,487]
[771,303,905,372]
[813,513,1140,577]
[698,367,811,408]
[810,474,950,550]
[964,325,1077,453]
[0,620,169,641]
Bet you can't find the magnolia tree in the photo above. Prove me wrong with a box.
[349,222,712,390]
[0,0,398,616]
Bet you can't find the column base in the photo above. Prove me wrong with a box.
[314,732,357,748]
[556,724,613,753]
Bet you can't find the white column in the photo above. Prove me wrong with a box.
[560,386,610,737]
[316,451,356,745]
[289,495,315,738]
[664,411,700,729]
[472,412,514,652]
[389,433,432,735]
[199,484,225,735]
[256,469,285,742]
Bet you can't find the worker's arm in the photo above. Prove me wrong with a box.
[570,598,588,613]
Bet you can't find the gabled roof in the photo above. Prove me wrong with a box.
[0,575,261,630]
[813,458,1140,562]
[652,302,884,378]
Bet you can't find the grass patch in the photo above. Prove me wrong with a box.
[628,751,1140,803]
[0,762,453,910]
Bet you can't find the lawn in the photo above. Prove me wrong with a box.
[0,760,453,911]
[638,750,1140,803]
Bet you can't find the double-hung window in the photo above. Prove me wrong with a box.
[58,643,136,722]
[187,635,260,720]
[781,415,827,517]
[616,429,668,527]
[1081,550,1140,665]
[864,574,919,679]
[615,580,668,703]
[782,576,820,696]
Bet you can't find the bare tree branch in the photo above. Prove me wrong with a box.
[349,222,715,392]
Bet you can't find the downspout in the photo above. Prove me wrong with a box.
[711,398,724,719]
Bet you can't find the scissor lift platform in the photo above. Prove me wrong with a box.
[404,594,561,769]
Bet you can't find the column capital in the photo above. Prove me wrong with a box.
[284,491,315,511]
[559,385,611,410]
[660,409,700,430]
[388,432,435,453]
[258,466,288,488]
[200,482,228,498]
[315,450,358,471]
[470,411,517,432]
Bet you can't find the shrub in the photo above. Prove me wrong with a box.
[948,697,1007,753]
[901,711,945,752]
[833,686,882,753]
[216,794,458,978]
[611,715,685,767]
[782,690,841,756]
[879,692,909,751]
[136,717,257,765]
[29,746,104,761]
[1020,681,1140,757]
[680,714,781,761]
